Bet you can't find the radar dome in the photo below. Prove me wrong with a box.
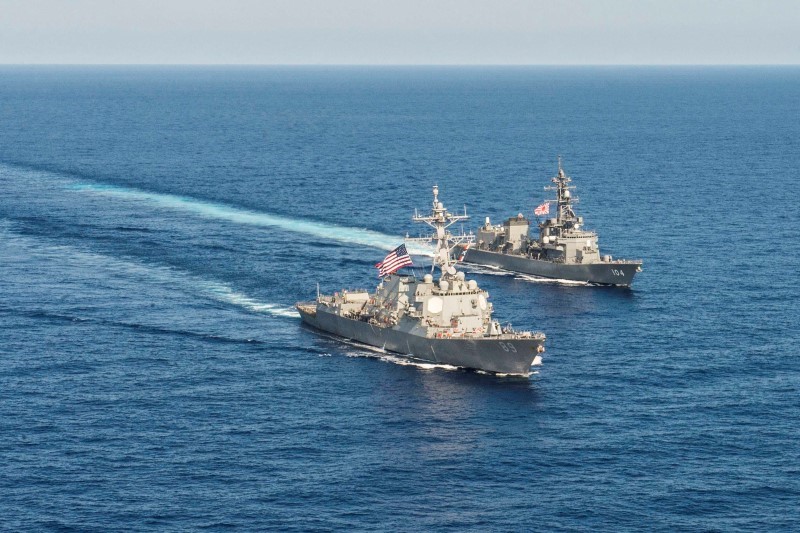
[467,280,478,290]
[439,280,449,291]
[423,274,433,283]
[455,271,465,281]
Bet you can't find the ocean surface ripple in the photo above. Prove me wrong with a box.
[1,66,798,531]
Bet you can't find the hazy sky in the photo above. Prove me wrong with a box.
[1,0,798,64]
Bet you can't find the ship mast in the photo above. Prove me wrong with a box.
[544,157,578,224]
[407,185,473,276]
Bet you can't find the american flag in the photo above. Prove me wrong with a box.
[376,244,413,277]
[534,202,550,216]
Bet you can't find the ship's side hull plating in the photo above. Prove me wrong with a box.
[463,248,640,286]
[297,307,543,375]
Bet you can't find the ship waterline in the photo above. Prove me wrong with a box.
[463,248,641,286]
[297,302,545,375]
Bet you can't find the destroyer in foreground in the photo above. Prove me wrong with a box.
[296,186,546,375]
[461,160,642,286]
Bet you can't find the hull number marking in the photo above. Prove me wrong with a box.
[499,342,517,353]
[611,269,625,276]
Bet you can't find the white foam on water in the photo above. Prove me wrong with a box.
[199,281,300,318]
[378,354,460,372]
[514,274,590,286]
[2,222,300,322]
[475,369,533,377]
[532,355,543,366]
[70,182,434,255]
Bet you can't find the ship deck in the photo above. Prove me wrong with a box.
[295,302,317,316]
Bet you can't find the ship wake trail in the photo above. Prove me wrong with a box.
[0,221,300,324]
[200,282,299,318]
[71,183,433,255]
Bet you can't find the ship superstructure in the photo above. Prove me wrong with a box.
[296,186,545,375]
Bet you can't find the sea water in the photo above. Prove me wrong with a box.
[1,66,798,530]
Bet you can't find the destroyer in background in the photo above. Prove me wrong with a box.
[296,186,546,375]
[461,160,642,286]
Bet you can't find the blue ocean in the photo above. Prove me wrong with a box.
[1,66,798,530]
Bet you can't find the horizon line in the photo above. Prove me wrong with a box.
[1,63,799,67]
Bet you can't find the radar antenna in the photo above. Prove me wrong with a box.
[406,185,474,277]
[544,158,579,223]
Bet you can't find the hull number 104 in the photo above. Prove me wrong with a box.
[611,269,625,276]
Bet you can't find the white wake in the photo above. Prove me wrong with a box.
[71,182,433,255]
[200,282,300,318]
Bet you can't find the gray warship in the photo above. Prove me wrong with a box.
[296,186,546,375]
[461,160,642,286]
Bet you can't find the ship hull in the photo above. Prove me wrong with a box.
[463,248,640,286]
[297,306,543,375]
